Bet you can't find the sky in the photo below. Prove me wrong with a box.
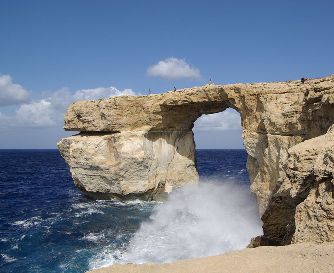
[0,0,333,149]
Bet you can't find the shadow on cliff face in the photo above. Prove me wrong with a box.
[89,180,262,268]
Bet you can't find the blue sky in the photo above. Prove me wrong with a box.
[0,0,333,149]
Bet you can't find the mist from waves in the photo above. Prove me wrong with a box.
[90,179,262,268]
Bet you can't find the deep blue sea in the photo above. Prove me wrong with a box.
[0,149,258,273]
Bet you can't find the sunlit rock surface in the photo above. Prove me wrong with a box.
[262,124,334,244]
[87,243,334,273]
[58,131,197,200]
[58,75,334,245]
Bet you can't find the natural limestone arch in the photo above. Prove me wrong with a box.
[58,75,334,246]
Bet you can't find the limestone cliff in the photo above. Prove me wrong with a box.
[262,124,334,244]
[58,75,334,245]
[58,131,197,199]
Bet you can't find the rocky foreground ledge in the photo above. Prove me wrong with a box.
[58,75,334,246]
[87,243,334,273]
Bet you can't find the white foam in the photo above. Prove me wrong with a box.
[74,208,105,217]
[1,254,17,263]
[72,201,112,217]
[72,200,112,210]
[72,199,156,218]
[89,249,125,269]
[111,199,157,206]
[83,232,105,242]
[11,244,18,250]
[89,179,262,268]
[12,216,43,229]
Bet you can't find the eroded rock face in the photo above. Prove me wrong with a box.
[58,131,197,200]
[58,75,334,244]
[262,125,334,244]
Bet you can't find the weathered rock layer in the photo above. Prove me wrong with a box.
[58,75,334,245]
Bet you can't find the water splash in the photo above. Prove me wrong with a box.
[90,179,262,268]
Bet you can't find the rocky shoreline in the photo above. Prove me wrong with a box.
[87,243,334,273]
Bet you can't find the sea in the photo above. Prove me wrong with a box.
[0,149,262,273]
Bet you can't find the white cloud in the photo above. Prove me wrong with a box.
[194,109,241,131]
[73,87,136,101]
[0,85,136,128]
[0,74,239,131]
[147,58,201,80]
[0,75,29,106]
[16,100,55,127]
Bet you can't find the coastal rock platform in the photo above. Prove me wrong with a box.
[87,243,334,273]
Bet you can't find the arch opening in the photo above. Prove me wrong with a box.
[193,108,245,180]
[189,107,263,250]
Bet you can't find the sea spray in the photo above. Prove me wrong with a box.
[90,179,262,268]
[0,149,256,272]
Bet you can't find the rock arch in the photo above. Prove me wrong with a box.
[58,75,334,245]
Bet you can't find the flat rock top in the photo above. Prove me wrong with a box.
[64,75,334,132]
[87,243,334,273]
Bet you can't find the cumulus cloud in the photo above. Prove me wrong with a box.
[0,75,29,106]
[73,87,136,101]
[16,100,55,127]
[194,109,241,131]
[0,74,240,132]
[0,85,136,128]
[147,58,201,80]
